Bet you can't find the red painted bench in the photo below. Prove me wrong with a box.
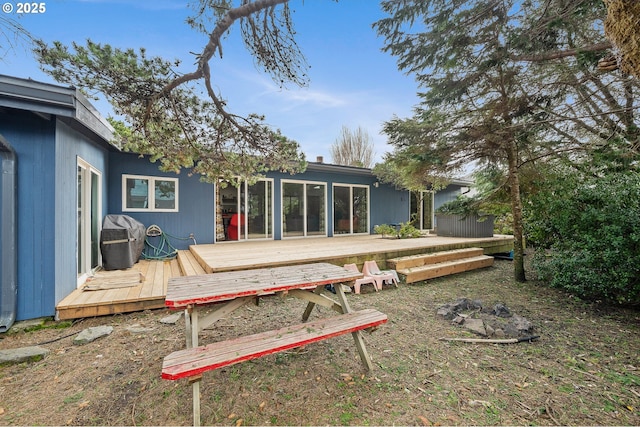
[162,308,387,380]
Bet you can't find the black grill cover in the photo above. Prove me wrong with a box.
[100,215,146,270]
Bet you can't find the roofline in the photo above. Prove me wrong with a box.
[305,161,374,176]
[0,74,115,144]
[306,161,474,187]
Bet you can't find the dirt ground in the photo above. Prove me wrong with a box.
[1,258,639,426]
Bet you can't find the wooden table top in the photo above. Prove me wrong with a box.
[165,262,362,309]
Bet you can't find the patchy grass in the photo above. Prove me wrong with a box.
[0,259,639,425]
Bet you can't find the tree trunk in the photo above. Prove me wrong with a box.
[506,139,526,282]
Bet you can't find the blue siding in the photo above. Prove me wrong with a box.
[0,110,57,320]
[55,121,109,305]
[107,156,465,246]
[108,152,215,250]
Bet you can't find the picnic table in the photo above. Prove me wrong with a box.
[162,262,387,426]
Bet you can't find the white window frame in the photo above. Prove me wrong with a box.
[122,174,179,212]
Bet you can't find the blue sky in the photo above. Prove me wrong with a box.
[3,0,420,163]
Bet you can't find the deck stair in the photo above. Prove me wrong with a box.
[177,250,207,276]
[387,247,494,284]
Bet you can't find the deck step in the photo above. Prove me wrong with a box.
[162,308,388,380]
[387,247,485,270]
[177,250,207,276]
[398,255,494,284]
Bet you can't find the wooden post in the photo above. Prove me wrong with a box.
[189,375,202,426]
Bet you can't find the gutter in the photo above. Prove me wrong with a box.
[0,135,17,333]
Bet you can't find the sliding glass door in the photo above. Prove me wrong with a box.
[77,158,101,285]
[410,191,434,230]
[282,181,326,238]
[218,179,273,241]
[333,184,369,235]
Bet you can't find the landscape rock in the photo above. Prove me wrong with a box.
[126,324,155,334]
[492,304,511,318]
[436,298,483,320]
[511,314,533,333]
[462,318,487,336]
[160,312,183,324]
[73,325,113,345]
[0,346,49,365]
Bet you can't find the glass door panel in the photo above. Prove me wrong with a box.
[353,186,368,234]
[306,183,325,236]
[248,180,273,239]
[333,186,351,234]
[77,158,101,286]
[282,182,304,238]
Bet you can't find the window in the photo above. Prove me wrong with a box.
[123,174,178,212]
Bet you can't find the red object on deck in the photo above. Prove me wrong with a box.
[227,213,244,240]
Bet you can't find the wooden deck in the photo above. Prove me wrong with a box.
[56,258,182,320]
[190,234,514,273]
[56,234,513,320]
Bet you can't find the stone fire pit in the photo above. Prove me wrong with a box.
[437,298,534,339]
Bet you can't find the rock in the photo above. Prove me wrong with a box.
[73,326,113,345]
[511,314,533,333]
[492,304,511,318]
[0,346,49,365]
[462,318,487,336]
[451,315,465,325]
[160,312,183,324]
[437,305,456,320]
[485,324,495,337]
[126,324,154,334]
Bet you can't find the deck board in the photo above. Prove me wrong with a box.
[56,234,513,320]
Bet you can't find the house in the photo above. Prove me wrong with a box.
[0,74,472,326]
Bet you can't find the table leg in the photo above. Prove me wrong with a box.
[184,305,200,348]
[334,282,375,371]
[185,305,202,426]
[192,379,201,426]
[302,286,324,321]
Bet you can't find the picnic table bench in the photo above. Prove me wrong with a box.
[162,262,387,426]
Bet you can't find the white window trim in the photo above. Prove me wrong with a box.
[122,174,179,212]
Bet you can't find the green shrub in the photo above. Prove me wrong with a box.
[373,224,397,237]
[397,221,422,238]
[373,222,421,239]
[526,172,640,304]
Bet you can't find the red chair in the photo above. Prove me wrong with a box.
[227,214,245,240]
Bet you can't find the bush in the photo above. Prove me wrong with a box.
[526,172,640,305]
[373,224,397,238]
[373,222,421,239]
[397,221,422,238]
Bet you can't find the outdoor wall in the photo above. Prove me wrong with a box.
[107,152,215,250]
[54,120,110,307]
[0,110,57,320]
